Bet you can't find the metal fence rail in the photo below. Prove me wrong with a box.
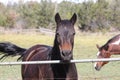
[0,58,120,66]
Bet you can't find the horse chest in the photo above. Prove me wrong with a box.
[52,64,69,76]
[51,64,78,80]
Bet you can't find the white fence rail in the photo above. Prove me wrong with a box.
[0,58,120,66]
[0,28,55,35]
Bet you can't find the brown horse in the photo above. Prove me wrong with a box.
[22,13,78,80]
[94,34,120,71]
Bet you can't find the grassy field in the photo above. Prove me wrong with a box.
[0,33,120,80]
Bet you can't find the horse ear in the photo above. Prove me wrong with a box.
[70,13,77,25]
[55,13,61,24]
[96,44,100,49]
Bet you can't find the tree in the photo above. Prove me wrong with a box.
[77,0,110,32]
[37,0,55,28]
[108,0,120,30]
[17,0,55,29]
[0,2,7,27]
[57,1,78,19]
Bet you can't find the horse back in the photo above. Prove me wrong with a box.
[22,44,54,80]
[23,44,52,61]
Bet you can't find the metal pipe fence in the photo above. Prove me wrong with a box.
[0,58,120,66]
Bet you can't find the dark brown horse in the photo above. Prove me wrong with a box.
[22,13,78,80]
[94,34,120,71]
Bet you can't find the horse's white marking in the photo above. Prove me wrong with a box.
[94,62,97,68]
[97,51,100,56]
[94,51,101,69]
[111,38,120,45]
[94,51,100,68]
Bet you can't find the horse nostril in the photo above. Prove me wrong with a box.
[95,66,98,70]
[95,66,101,71]
[61,50,72,61]
[61,50,71,56]
[62,52,65,56]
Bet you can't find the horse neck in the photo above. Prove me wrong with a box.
[109,46,120,55]
[51,35,61,60]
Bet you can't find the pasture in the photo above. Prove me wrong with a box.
[0,32,120,80]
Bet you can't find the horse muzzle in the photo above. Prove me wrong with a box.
[94,62,102,71]
[60,50,72,61]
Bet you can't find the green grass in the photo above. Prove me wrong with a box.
[0,33,120,80]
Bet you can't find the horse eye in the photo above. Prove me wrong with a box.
[56,33,60,36]
[73,33,75,35]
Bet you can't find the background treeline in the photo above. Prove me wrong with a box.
[0,0,120,32]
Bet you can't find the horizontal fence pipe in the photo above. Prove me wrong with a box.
[0,58,120,66]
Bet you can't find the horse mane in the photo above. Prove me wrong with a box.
[107,34,120,43]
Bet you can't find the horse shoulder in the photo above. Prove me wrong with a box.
[22,44,53,79]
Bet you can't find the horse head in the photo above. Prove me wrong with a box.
[94,44,111,71]
[54,13,77,61]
